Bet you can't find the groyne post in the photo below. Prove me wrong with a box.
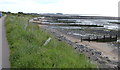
[96,36,98,40]
[110,35,112,38]
[88,35,90,42]
[103,35,105,39]
[81,36,82,42]
[116,35,117,40]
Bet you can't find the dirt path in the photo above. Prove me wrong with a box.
[0,16,10,69]
[38,24,118,62]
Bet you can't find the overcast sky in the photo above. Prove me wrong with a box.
[0,0,119,17]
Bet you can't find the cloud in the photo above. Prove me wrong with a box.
[34,0,62,4]
[0,0,119,16]
[53,0,119,16]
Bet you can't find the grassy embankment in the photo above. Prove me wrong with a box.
[5,14,96,68]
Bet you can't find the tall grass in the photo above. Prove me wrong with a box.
[5,14,96,68]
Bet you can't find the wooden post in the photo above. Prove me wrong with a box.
[110,35,112,38]
[88,35,90,42]
[43,37,52,46]
[116,35,117,40]
[103,35,105,39]
[81,36,82,42]
[96,36,98,40]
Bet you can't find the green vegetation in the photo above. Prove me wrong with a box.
[5,14,96,68]
[2,12,8,16]
[2,13,5,16]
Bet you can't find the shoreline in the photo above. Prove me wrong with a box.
[38,24,119,68]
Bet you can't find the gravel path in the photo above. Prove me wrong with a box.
[0,16,10,69]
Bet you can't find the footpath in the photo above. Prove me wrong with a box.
[0,16,10,70]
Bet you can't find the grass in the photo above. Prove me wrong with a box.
[5,14,96,68]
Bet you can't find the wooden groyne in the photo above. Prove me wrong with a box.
[38,23,104,27]
[30,17,104,27]
[41,15,120,20]
[81,35,117,42]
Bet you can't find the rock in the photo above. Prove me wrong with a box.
[79,45,85,49]
[85,49,89,52]
[52,32,55,33]
[91,52,94,55]
[74,47,78,49]
[94,51,102,57]
[75,42,78,43]
[58,38,62,41]
[88,57,90,59]
[95,51,102,55]
[98,60,106,64]
[89,56,99,61]
[98,64,111,68]
[89,48,94,51]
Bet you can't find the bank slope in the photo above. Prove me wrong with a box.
[5,14,96,68]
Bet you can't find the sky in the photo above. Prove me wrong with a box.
[0,0,119,17]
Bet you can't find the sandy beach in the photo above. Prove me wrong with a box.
[38,24,119,68]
